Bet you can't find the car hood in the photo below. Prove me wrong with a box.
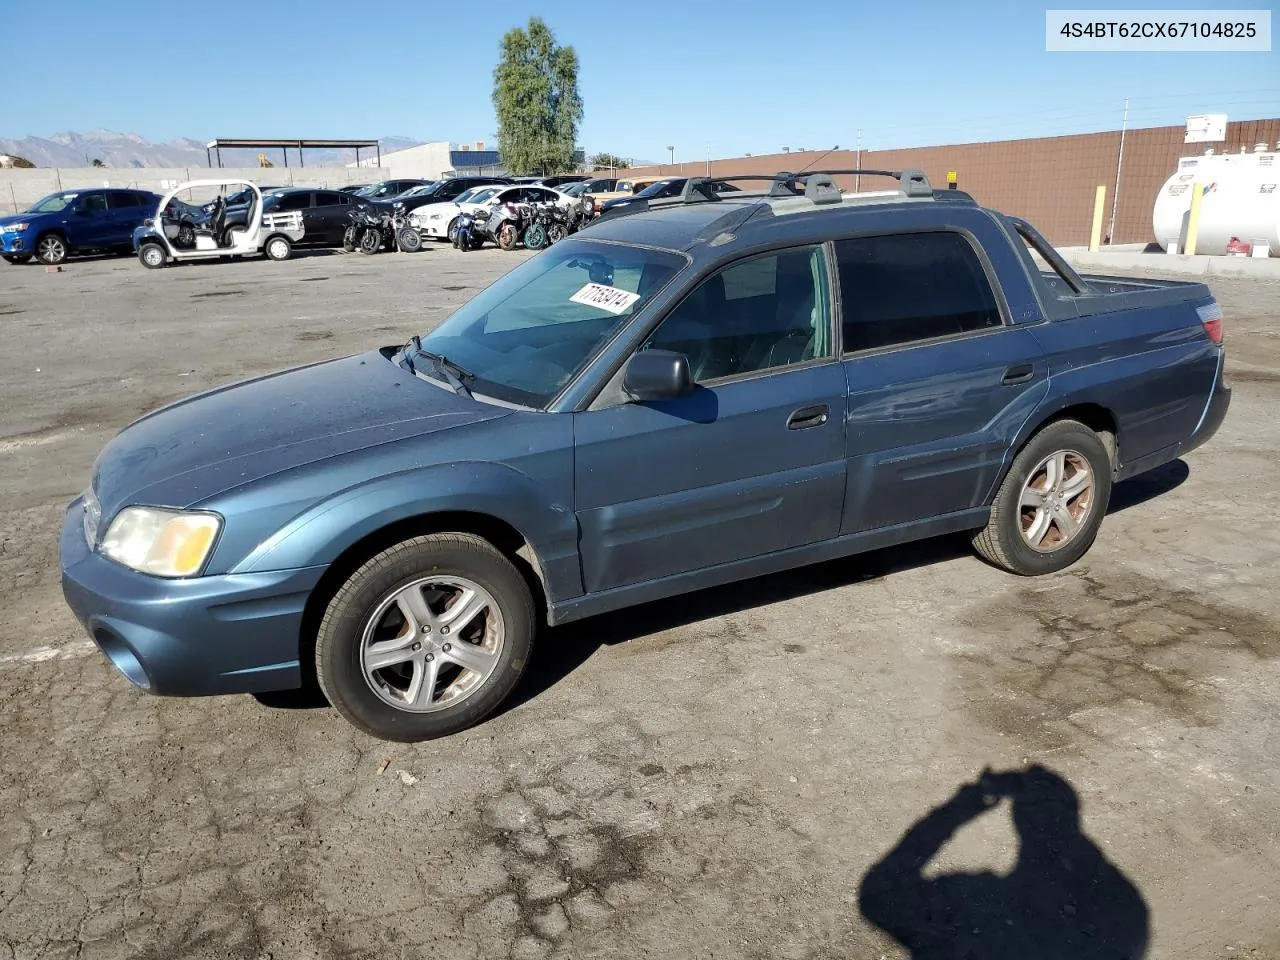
[414,202,461,220]
[0,211,48,227]
[89,348,509,518]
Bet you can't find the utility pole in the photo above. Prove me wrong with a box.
[855,129,862,192]
[1107,97,1129,245]
[667,145,674,168]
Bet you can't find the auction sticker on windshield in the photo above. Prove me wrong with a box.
[570,283,641,314]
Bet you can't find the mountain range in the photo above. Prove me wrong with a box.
[0,130,422,169]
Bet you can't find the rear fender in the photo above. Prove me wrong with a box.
[228,461,583,601]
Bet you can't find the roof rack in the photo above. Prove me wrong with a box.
[592,167,937,222]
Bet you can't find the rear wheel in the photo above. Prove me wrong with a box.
[342,225,358,252]
[315,533,536,742]
[972,419,1112,576]
[36,233,68,265]
[2,253,32,265]
[359,228,381,254]
[497,224,518,251]
[138,242,166,269]
[446,217,460,244]
[547,223,567,244]
[264,235,292,261]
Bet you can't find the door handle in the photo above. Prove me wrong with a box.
[787,404,829,430]
[1001,364,1035,385]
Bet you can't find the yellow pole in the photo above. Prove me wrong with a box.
[1185,182,1204,256]
[1089,185,1106,252]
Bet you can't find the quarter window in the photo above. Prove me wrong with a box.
[643,245,832,382]
[836,232,1003,353]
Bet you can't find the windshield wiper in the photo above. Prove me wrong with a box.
[399,336,474,398]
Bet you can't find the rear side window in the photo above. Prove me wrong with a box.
[315,191,343,206]
[275,192,311,211]
[836,232,1003,353]
[109,192,139,209]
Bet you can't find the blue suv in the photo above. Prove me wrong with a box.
[1,188,161,265]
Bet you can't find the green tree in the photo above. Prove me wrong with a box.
[492,18,583,177]
[91,158,105,168]
[590,152,630,170]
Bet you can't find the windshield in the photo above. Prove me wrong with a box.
[415,238,687,408]
[561,182,588,196]
[635,179,681,198]
[464,186,501,205]
[26,193,78,213]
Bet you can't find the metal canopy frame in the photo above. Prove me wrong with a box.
[205,139,382,169]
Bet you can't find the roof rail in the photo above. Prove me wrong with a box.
[590,167,938,224]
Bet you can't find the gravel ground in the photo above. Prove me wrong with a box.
[1,247,1278,960]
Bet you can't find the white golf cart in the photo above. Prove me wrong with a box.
[132,179,305,269]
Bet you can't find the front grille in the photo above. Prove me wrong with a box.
[82,489,101,548]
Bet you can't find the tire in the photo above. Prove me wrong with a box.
[342,225,358,253]
[497,224,518,251]
[525,223,547,250]
[264,235,292,261]
[359,228,381,254]
[35,233,68,265]
[2,253,32,265]
[222,228,241,248]
[971,419,1113,576]
[138,242,166,269]
[315,533,536,742]
[547,223,567,244]
[397,227,422,253]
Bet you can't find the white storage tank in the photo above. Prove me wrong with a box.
[1152,145,1279,256]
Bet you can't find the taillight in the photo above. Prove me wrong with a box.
[1196,301,1224,345]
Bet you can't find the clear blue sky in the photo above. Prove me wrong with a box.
[2,0,1277,161]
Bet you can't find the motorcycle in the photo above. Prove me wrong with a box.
[524,201,585,250]
[451,208,486,250]
[344,201,422,254]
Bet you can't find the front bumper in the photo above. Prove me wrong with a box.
[1,231,30,254]
[59,496,326,697]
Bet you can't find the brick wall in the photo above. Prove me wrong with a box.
[616,119,1280,246]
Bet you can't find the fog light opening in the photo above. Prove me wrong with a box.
[93,628,152,691]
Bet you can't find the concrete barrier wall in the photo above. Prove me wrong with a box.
[0,166,387,214]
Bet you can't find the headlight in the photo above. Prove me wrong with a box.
[100,507,221,577]
[5,222,29,231]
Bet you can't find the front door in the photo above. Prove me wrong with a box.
[67,191,111,249]
[833,230,1049,534]
[574,244,848,593]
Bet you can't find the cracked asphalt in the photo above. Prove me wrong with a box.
[1,247,1279,959]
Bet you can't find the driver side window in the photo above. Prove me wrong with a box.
[643,245,832,383]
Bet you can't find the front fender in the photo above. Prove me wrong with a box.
[228,460,583,602]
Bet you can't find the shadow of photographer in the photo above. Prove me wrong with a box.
[858,764,1149,959]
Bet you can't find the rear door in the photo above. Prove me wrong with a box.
[836,228,1048,535]
[105,191,144,245]
[313,190,349,243]
[272,191,314,238]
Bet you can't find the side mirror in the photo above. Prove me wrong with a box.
[624,350,693,401]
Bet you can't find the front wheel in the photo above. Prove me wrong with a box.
[396,227,422,253]
[359,228,381,254]
[264,235,292,261]
[2,253,32,265]
[547,223,567,244]
[36,233,68,265]
[971,419,1112,576]
[315,533,536,742]
[524,223,547,250]
[342,225,358,252]
[138,242,166,269]
[497,223,518,251]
